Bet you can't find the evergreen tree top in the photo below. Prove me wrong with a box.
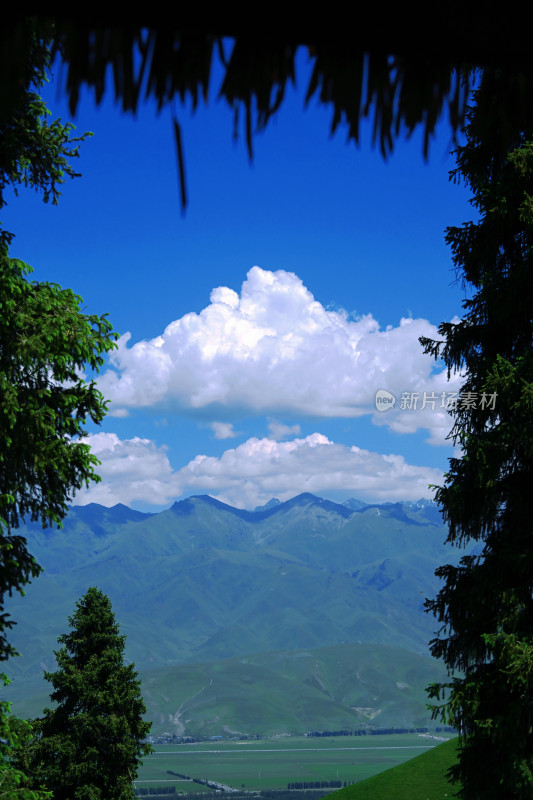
[56,586,126,663]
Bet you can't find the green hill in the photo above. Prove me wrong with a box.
[8,643,449,738]
[328,737,459,799]
[7,493,468,682]
[5,493,466,736]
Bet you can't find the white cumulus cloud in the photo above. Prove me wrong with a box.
[98,267,461,444]
[267,420,301,440]
[74,432,176,507]
[209,422,239,439]
[75,431,443,510]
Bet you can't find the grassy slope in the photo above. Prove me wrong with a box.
[328,738,459,800]
[139,642,449,736]
[8,495,457,681]
[8,643,448,737]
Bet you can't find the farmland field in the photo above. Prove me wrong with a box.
[135,734,452,791]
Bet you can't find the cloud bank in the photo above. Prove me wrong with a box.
[99,267,461,443]
[75,431,443,510]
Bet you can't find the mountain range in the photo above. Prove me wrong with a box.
[5,493,468,735]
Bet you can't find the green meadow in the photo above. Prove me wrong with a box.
[330,737,459,799]
[135,734,453,792]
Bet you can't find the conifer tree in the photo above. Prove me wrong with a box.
[24,587,152,800]
[422,80,533,798]
[0,22,116,797]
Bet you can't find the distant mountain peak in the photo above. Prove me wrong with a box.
[278,493,354,519]
[342,498,368,511]
[69,502,153,523]
[254,498,282,512]
[170,495,227,513]
[414,497,439,507]
[283,492,324,507]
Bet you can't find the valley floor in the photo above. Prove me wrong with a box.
[135,733,453,792]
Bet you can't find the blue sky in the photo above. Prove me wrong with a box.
[5,51,476,510]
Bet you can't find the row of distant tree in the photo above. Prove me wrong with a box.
[287,781,343,789]
[307,726,456,737]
